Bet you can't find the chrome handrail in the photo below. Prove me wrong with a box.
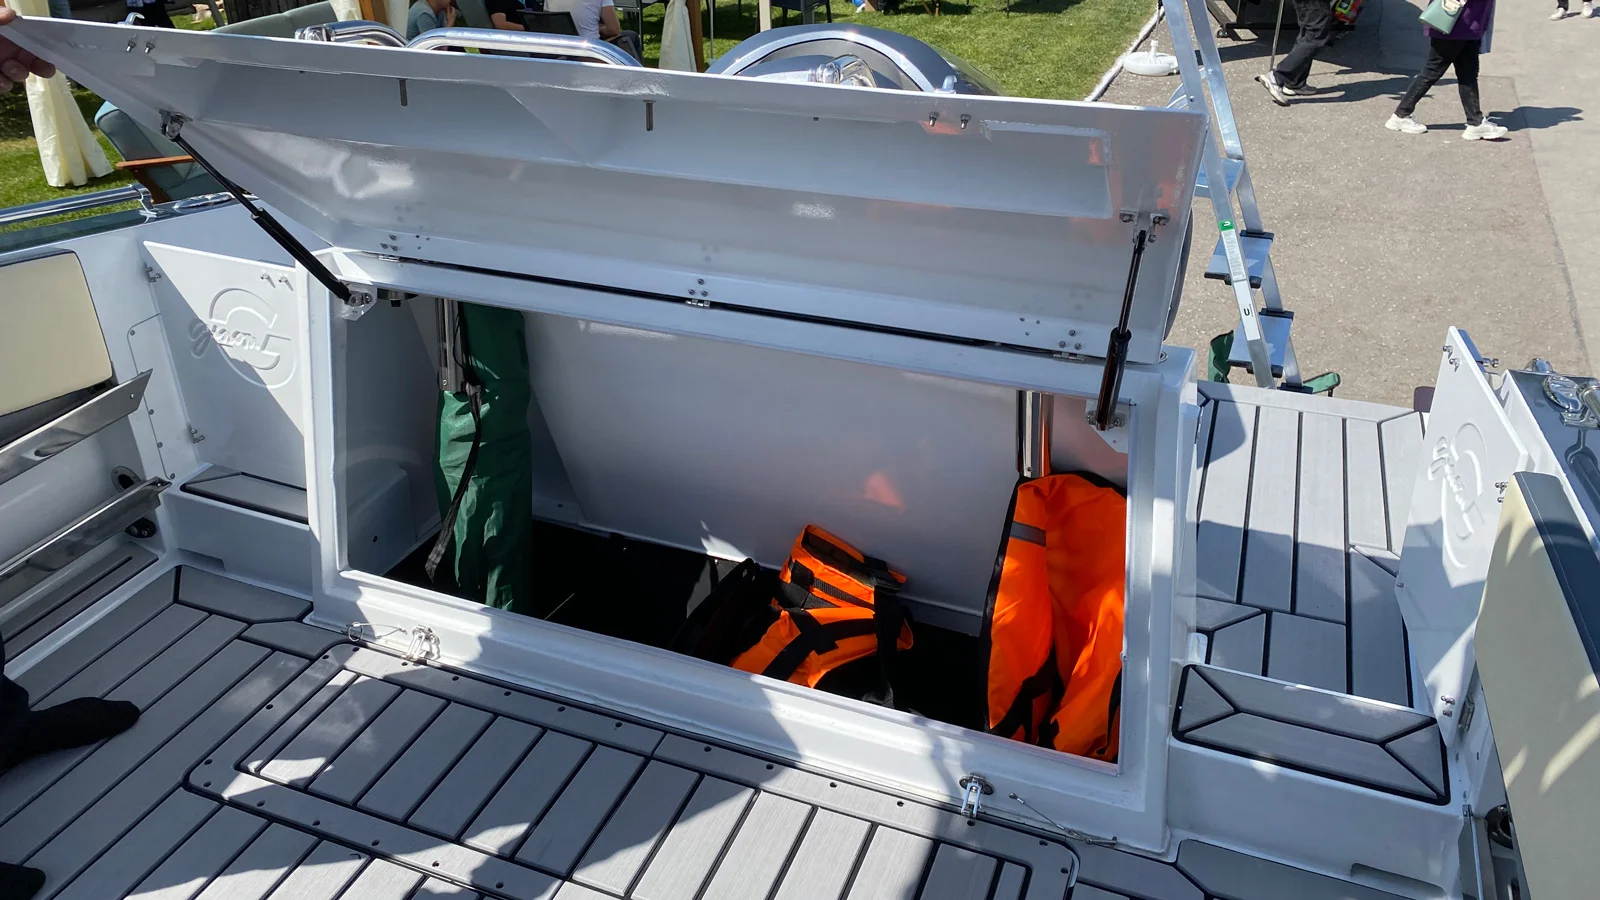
[407,28,640,66]
[295,20,407,46]
[0,477,167,608]
[0,186,151,228]
[0,373,151,489]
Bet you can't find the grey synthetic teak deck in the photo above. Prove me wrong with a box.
[2,557,1408,900]
[1190,383,1421,707]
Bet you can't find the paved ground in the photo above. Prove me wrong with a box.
[1101,0,1595,408]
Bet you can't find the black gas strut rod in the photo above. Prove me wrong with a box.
[161,112,360,306]
[1094,228,1149,432]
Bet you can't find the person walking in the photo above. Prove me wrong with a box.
[1550,0,1593,19]
[1255,0,1335,105]
[1386,0,1507,140]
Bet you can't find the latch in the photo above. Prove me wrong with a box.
[958,774,992,817]
[346,622,440,662]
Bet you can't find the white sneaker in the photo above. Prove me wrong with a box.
[1584,1,1594,16]
[1386,114,1427,134]
[1256,71,1290,107]
[1550,7,1566,18]
[1463,119,1509,141]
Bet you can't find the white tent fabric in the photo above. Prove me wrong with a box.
[658,0,694,72]
[7,1,114,188]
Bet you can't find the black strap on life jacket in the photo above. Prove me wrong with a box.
[990,648,1063,744]
[773,557,904,707]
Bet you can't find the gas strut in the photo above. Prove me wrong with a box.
[160,112,366,308]
[1094,228,1149,432]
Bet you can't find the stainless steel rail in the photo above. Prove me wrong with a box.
[0,373,152,489]
[295,21,407,46]
[0,478,168,608]
[0,186,151,228]
[407,28,640,65]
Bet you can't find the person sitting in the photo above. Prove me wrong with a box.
[545,0,641,61]
[486,0,532,29]
[407,0,458,39]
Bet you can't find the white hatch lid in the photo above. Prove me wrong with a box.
[10,18,1206,363]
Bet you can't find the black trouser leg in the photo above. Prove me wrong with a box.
[1395,38,1463,118]
[0,634,29,768]
[1274,0,1334,87]
[130,3,176,26]
[1453,39,1483,124]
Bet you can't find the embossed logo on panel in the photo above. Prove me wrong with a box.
[190,287,295,389]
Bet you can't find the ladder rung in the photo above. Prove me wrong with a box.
[1228,309,1294,377]
[1205,230,1273,288]
[1194,157,1245,200]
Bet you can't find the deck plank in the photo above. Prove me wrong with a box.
[1208,613,1266,675]
[515,744,644,875]
[631,777,753,900]
[572,761,699,895]
[357,703,493,821]
[1176,839,1406,900]
[309,689,447,806]
[240,622,348,659]
[0,638,267,856]
[990,863,1029,900]
[8,549,156,655]
[13,567,175,699]
[36,604,204,707]
[1344,419,1389,550]
[26,653,306,894]
[1266,613,1347,693]
[0,611,241,821]
[123,806,267,900]
[845,827,934,900]
[916,844,996,900]
[1195,402,1256,600]
[334,860,423,900]
[1239,405,1299,613]
[192,824,319,900]
[770,810,871,900]
[409,716,543,839]
[246,670,360,773]
[261,843,368,900]
[1379,414,1425,551]
[1295,413,1346,621]
[49,790,216,900]
[699,792,811,900]
[260,677,402,789]
[462,730,591,858]
[1348,552,1410,706]
[176,568,310,624]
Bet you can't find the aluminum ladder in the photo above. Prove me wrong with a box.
[1162,0,1301,389]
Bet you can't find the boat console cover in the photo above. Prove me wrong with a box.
[5,17,1206,365]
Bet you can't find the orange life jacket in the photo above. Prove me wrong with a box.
[983,474,1126,760]
[730,526,914,699]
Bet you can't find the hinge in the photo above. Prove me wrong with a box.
[958,774,992,817]
[142,264,162,283]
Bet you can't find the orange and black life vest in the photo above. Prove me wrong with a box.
[730,526,914,703]
[982,473,1126,760]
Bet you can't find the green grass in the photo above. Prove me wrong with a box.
[0,11,214,230]
[2,2,1147,220]
[639,0,1152,100]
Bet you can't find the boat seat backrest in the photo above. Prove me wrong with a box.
[1476,471,1600,900]
[0,253,113,418]
[93,102,221,201]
